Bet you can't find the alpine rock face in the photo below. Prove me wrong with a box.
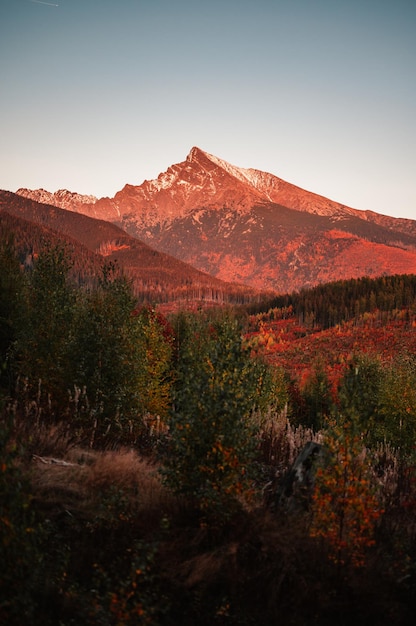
[16,188,98,212]
[16,147,416,293]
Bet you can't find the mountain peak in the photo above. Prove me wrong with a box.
[185,148,273,191]
[11,148,416,294]
[186,146,207,162]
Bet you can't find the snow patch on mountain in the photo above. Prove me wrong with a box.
[189,147,278,201]
[147,169,179,192]
[189,147,255,186]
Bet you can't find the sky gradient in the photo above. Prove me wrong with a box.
[1,0,415,220]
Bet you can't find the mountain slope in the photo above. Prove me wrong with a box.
[16,147,416,292]
[0,208,103,287]
[0,190,261,305]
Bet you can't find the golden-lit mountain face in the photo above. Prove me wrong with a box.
[15,147,416,293]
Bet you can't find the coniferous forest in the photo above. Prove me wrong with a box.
[1,232,416,625]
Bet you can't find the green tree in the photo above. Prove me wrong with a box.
[132,307,173,429]
[162,313,264,518]
[301,358,333,430]
[376,355,416,459]
[69,264,174,446]
[16,242,75,410]
[68,262,141,445]
[337,353,383,434]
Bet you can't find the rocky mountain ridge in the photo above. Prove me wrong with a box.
[16,188,98,212]
[15,147,416,293]
[17,147,415,231]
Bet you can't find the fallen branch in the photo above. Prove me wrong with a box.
[32,454,75,467]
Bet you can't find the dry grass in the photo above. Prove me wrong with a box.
[29,446,179,529]
[83,449,154,491]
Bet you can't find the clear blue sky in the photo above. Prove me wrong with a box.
[1,0,415,220]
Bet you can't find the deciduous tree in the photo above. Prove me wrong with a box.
[162,313,263,517]
[17,242,75,409]
[310,420,383,568]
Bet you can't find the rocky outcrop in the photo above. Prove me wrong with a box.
[272,441,325,511]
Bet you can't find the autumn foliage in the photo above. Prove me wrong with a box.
[1,234,416,623]
[310,421,384,568]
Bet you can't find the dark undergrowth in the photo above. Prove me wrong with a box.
[1,414,415,626]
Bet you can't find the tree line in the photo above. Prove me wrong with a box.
[2,230,416,459]
[247,273,416,328]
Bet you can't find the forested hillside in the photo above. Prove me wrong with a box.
[0,209,103,287]
[248,273,416,328]
[1,234,415,625]
[1,191,263,307]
